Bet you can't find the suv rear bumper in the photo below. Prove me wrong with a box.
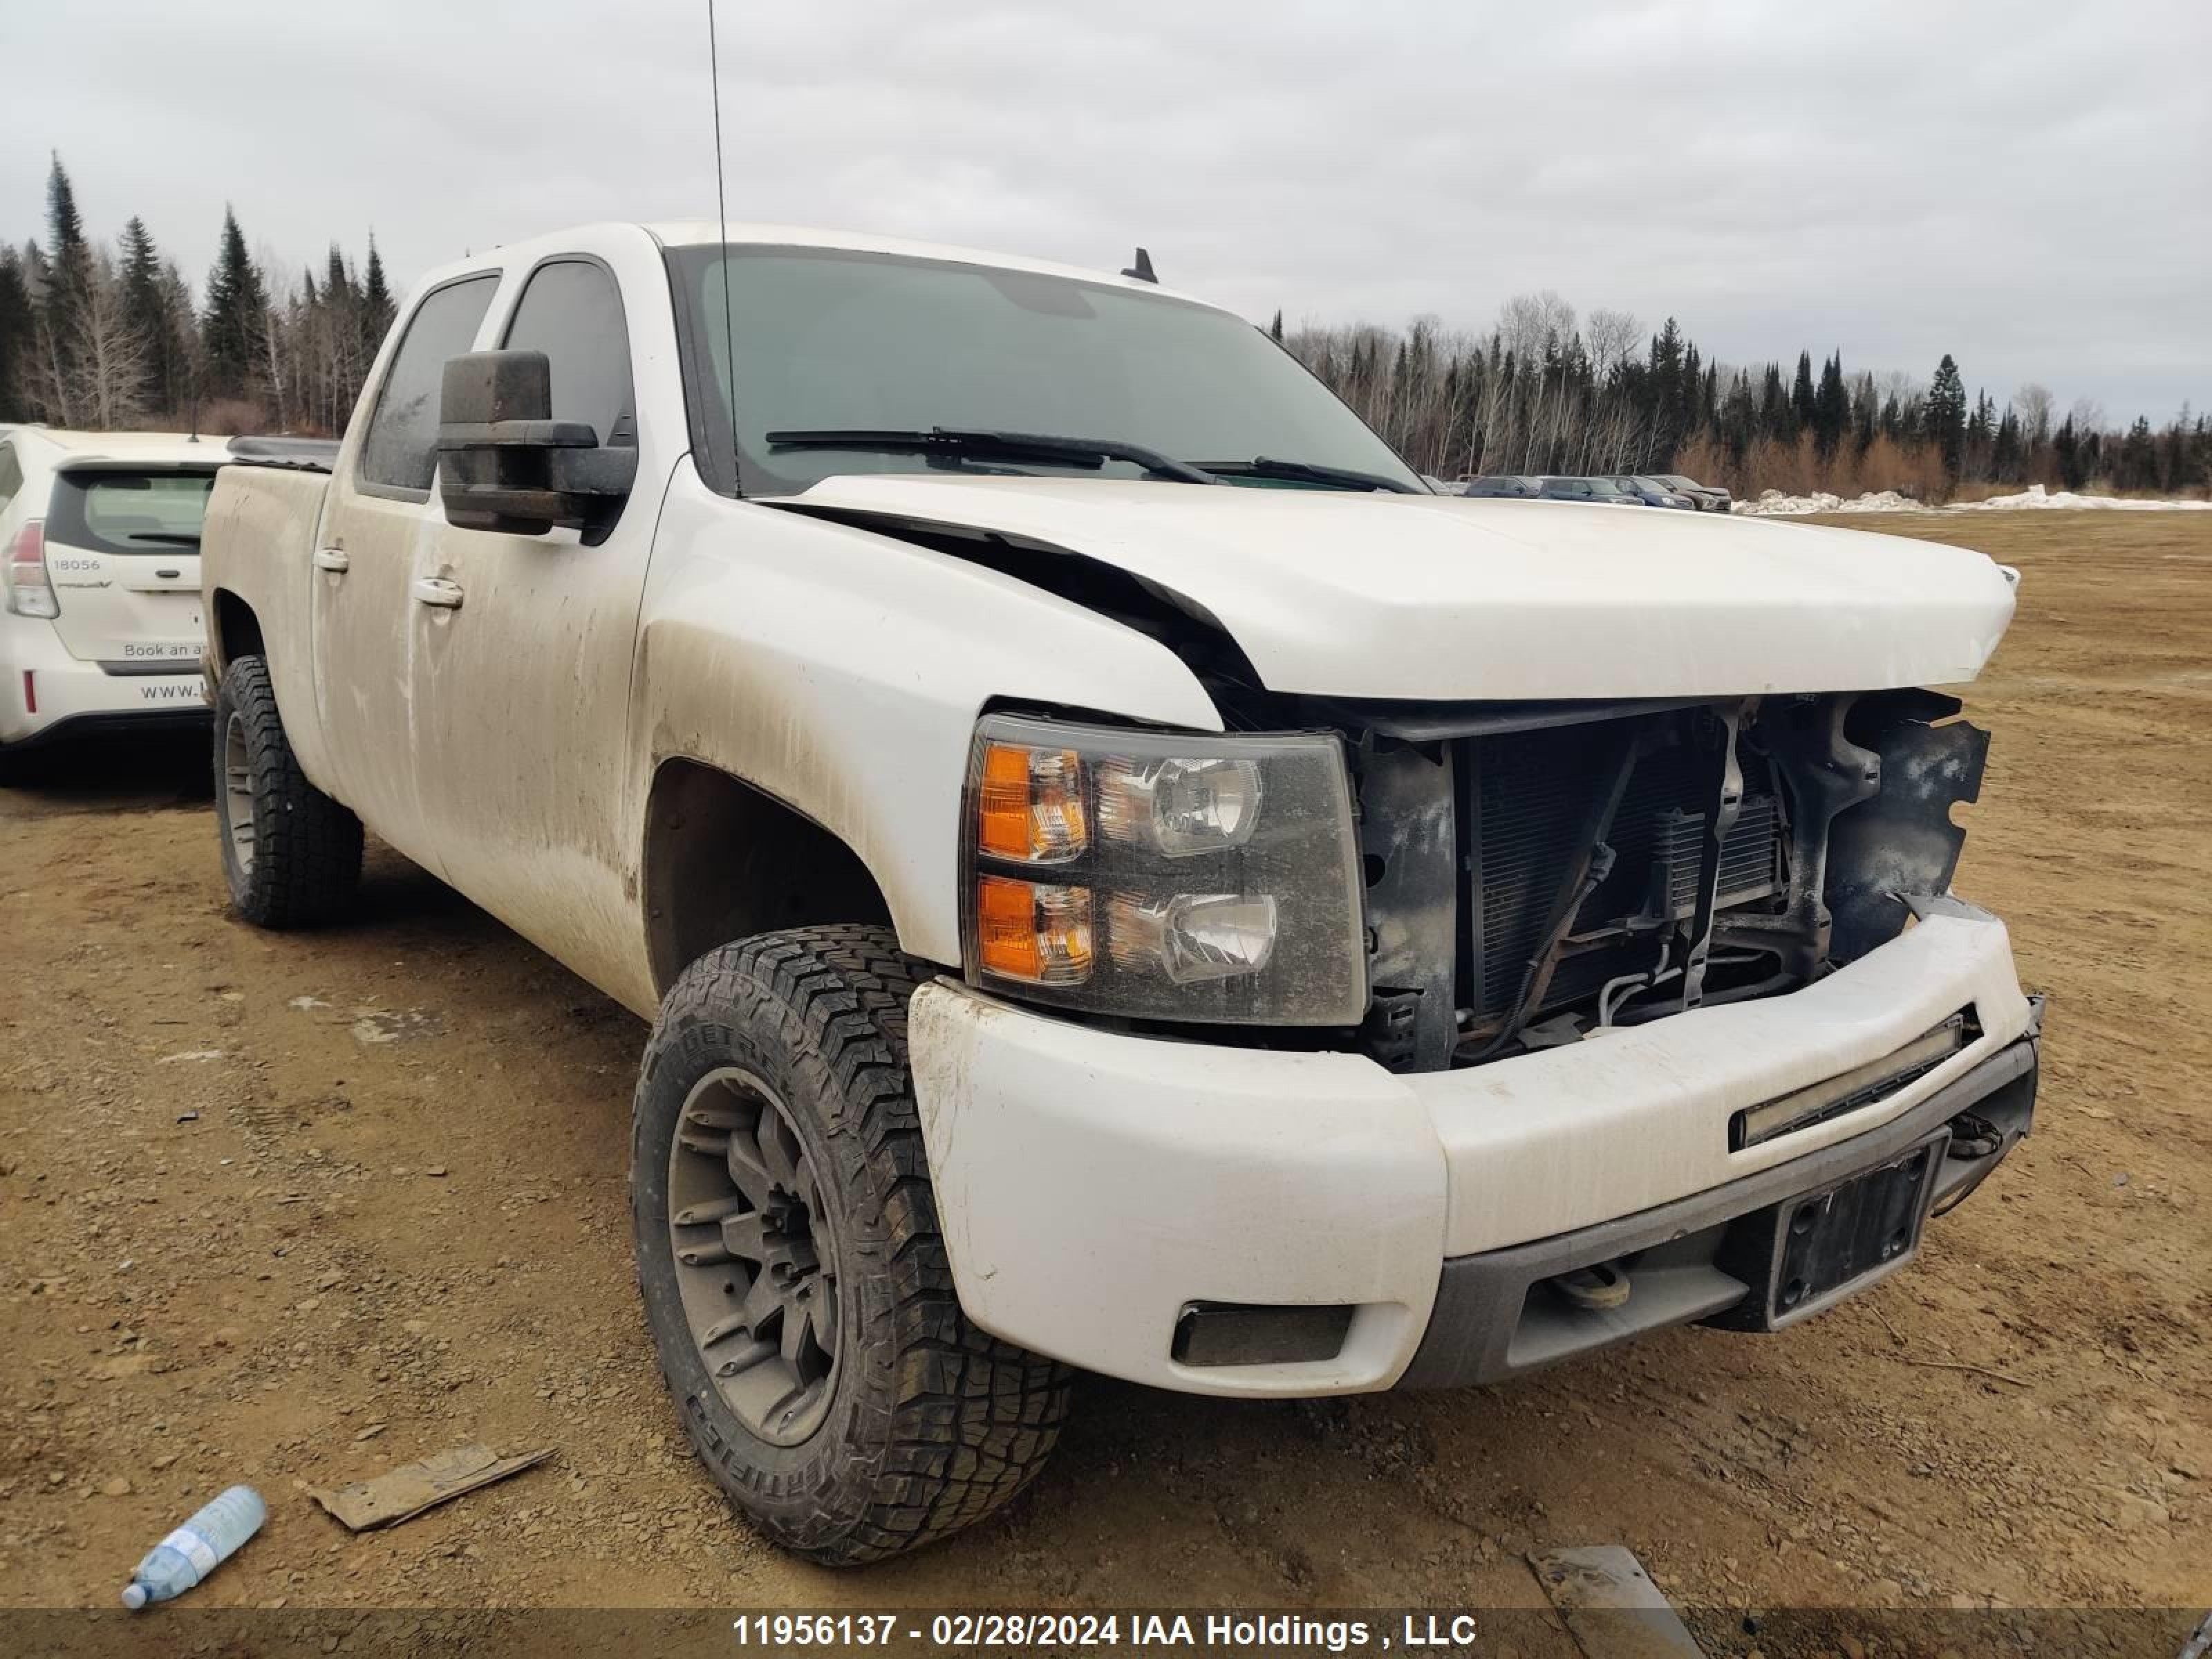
[907,906,2037,1398]
[2,621,207,748]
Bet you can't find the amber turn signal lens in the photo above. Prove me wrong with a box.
[975,874,1094,985]
[977,741,1086,863]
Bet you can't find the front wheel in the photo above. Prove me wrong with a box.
[631,925,1070,1564]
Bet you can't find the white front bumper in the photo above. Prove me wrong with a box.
[907,910,2032,1397]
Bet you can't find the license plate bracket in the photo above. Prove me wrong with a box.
[1715,1129,1949,1330]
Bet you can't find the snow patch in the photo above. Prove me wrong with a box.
[1735,482,2212,517]
[1736,489,1924,516]
[1950,484,2212,512]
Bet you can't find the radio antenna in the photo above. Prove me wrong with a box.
[706,0,740,486]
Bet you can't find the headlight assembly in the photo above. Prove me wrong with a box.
[959,715,1367,1024]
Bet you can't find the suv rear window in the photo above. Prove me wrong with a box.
[46,469,218,555]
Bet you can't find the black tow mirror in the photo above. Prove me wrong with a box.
[434,350,637,539]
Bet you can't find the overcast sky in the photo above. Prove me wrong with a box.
[5,0,2206,422]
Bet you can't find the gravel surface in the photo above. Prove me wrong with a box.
[1,511,2204,1632]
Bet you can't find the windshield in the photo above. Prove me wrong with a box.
[665,245,1422,496]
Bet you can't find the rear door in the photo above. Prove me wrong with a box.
[309,271,502,867]
[41,465,216,674]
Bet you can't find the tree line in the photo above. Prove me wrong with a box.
[1277,300,2209,500]
[3,152,2206,502]
[0,155,394,439]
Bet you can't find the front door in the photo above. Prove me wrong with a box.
[406,245,665,997]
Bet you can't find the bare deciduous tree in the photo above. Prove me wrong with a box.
[73,250,149,430]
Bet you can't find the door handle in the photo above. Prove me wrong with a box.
[313,547,350,573]
[411,577,464,610]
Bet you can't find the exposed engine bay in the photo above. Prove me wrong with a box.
[1343,689,1991,1071]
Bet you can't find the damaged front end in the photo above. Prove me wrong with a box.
[1340,689,1992,1074]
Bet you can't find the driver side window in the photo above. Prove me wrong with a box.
[501,259,636,451]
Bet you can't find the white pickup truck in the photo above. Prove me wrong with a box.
[202,221,2043,1564]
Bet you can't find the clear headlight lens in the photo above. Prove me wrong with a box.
[960,715,1365,1024]
[1106,892,1278,984]
[1095,756,1262,856]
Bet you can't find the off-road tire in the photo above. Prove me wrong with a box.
[632,925,1071,1564]
[214,654,363,928]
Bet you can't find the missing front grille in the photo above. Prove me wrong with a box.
[1458,707,1787,1039]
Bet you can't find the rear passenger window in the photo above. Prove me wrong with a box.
[0,445,23,511]
[501,259,636,449]
[358,274,500,494]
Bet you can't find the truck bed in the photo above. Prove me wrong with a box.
[200,461,338,787]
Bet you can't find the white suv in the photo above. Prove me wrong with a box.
[0,428,224,772]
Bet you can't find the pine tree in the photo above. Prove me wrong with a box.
[158,260,200,418]
[1268,308,1282,344]
[1790,350,1817,434]
[2052,415,2086,489]
[0,247,32,419]
[1812,352,1848,457]
[38,154,95,424]
[1761,363,1793,438]
[361,236,394,347]
[2117,416,2157,491]
[1924,354,1967,477]
[199,205,268,402]
[1992,406,2023,480]
[118,216,189,415]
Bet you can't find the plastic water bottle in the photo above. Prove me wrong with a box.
[120,1485,266,1609]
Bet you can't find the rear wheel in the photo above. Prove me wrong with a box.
[632,925,1071,1564]
[213,654,362,927]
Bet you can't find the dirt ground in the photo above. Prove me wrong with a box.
[1,511,2204,1635]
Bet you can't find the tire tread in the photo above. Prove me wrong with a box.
[639,924,1070,1565]
[215,655,363,928]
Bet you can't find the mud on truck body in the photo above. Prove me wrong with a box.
[200,221,2040,1563]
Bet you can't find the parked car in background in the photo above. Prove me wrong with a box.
[1652,474,1734,513]
[1536,475,1643,505]
[1,428,227,776]
[1459,474,1539,498]
[1608,475,1700,509]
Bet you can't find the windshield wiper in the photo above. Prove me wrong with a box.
[124,532,202,545]
[765,427,1220,486]
[1196,456,1423,494]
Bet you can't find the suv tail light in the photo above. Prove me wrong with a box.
[4,520,57,619]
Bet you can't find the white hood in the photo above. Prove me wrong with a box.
[781,476,2018,701]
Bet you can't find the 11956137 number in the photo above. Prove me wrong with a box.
[731,1615,901,1645]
